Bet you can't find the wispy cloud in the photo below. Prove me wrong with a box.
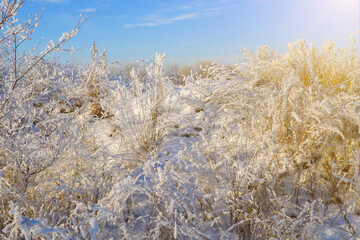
[124,2,227,28]
[125,13,200,28]
[161,5,193,13]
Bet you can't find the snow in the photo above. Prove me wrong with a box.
[1,31,360,239]
[88,218,99,240]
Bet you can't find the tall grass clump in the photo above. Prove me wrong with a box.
[165,37,360,238]
[108,53,176,161]
[208,38,359,237]
[238,38,360,199]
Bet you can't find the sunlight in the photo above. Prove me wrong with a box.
[311,0,359,25]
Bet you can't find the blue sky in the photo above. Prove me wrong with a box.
[22,0,360,64]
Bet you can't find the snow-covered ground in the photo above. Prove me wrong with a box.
[1,45,360,239]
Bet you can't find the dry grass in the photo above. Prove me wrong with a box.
[181,38,360,237]
[111,53,171,161]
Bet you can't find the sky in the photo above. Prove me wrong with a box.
[20,0,360,65]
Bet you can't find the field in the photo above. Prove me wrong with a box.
[1,1,360,239]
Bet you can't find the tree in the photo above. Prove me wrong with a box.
[0,0,92,233]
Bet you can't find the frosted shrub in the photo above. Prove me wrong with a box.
[100,146,222,239]
[172,38,360,238]
[230,40,359,237]
[0,1,359,237]
[108,53,175,161]
[82,43,110,118]
[0,0,94,237]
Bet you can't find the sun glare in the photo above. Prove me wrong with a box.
[314,0,359,25]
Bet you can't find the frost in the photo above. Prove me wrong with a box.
[88,218,99,240]
[291,111,302,123]
[59,32,70,42]
[1,1,360,239]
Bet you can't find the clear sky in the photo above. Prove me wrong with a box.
[21,0,360,64]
